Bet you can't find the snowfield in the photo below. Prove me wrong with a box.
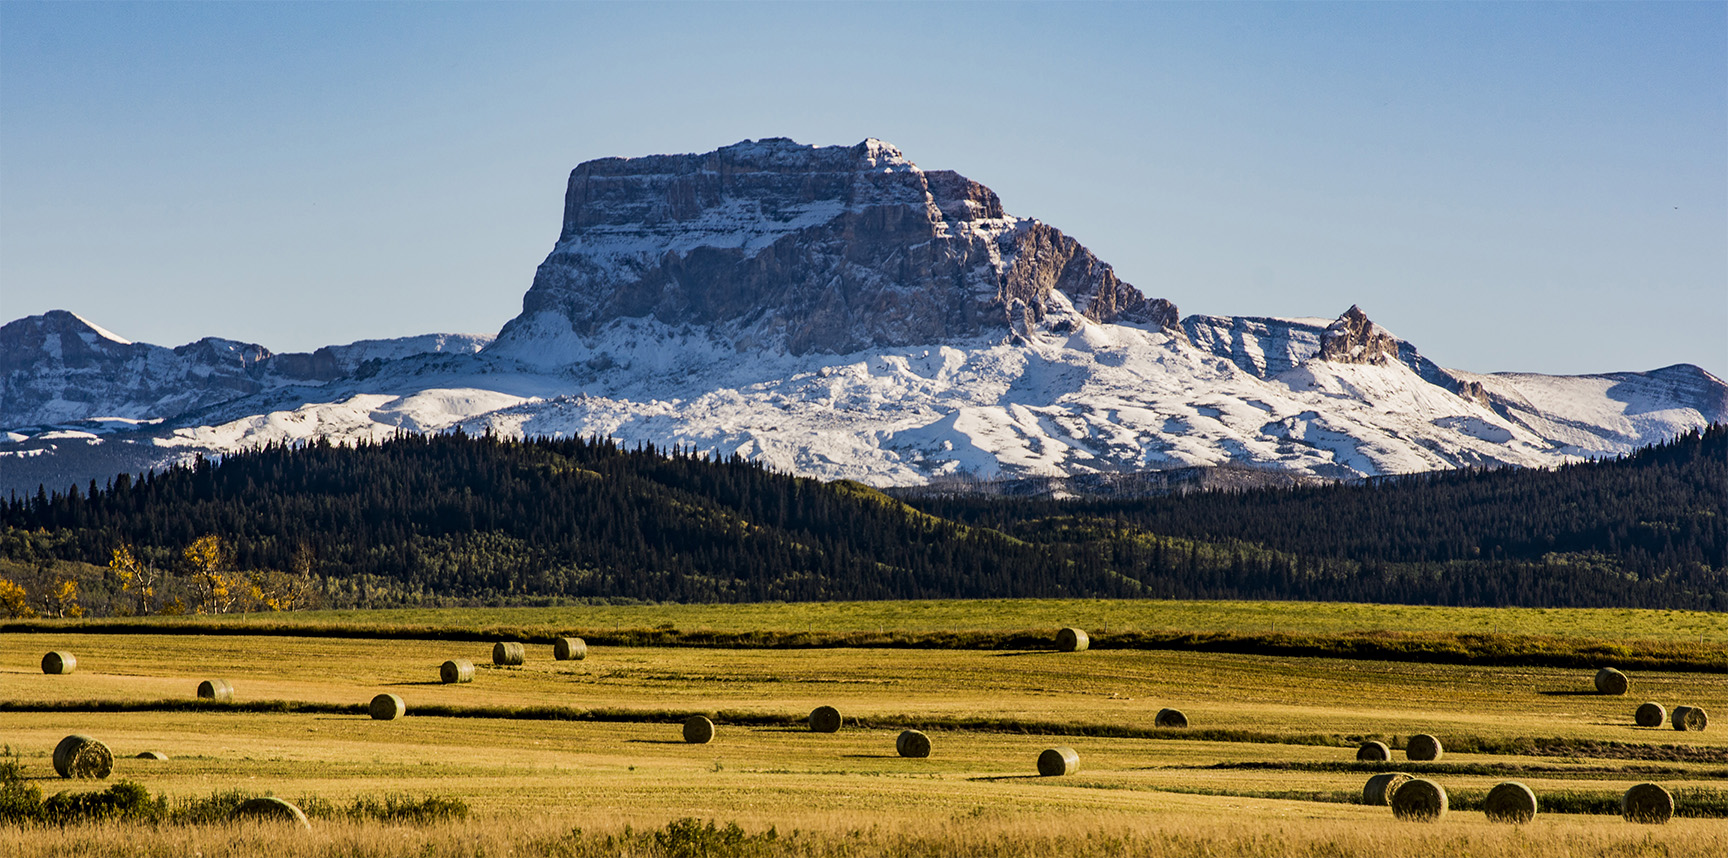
[118,306,1723,488]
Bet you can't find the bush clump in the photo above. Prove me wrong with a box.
[653,818,780,858]
[0,752,466,827]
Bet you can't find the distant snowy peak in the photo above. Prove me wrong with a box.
[268,333,493,382]
[0,310,492,428]
[68,312,131,345]
[491,137,1176,363]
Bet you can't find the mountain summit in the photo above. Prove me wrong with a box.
[3,138,1724,496]
[491,138,1176,360]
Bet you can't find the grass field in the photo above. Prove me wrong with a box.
[14,597,1728,640]
[2,600,1725,856]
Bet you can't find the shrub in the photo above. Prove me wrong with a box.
[654,818,779,858]
[39,781,164,825]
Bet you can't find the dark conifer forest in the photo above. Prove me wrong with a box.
[2,425,1723,610]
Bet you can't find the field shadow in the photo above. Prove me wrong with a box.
[1538,690,1606,697]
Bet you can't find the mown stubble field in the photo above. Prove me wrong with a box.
[2,601,1724,857]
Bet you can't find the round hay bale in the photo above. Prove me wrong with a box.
[553,637,587,661]
[1356,741,1392,762]
[808,705,842,733]
[682,715,715,744]
[1037,746,1079,777]
[1621,782,1674,824]
[439,659,475,684]
[41,651,76,675]
[135,751,169,761]
[368,693,405,721]
[1634,702,1667,727]
[52,735,113,779]
[1483,781,1538,824]
[1672,706,1708,731]
[492,641,525,666]
[1055,628,1090,652]
[1154,708,1188,728]
[1595,667,1629,695]
[896,729,932,758]
[1389,777,1448,821]
[196,679,234,701]
[1362,772,1412,806]
[233,796,312,830]
[1405,734,1444,761]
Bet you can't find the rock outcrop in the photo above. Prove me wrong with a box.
[493,138,1176,358]
[1318,305,1401,366]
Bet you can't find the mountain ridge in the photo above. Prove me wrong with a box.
[3,137,1724,496]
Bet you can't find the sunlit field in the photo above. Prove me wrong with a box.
[20,597,1726,641]
[2,600,1724,856]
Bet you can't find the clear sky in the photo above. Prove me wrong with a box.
[2,2,1723,375]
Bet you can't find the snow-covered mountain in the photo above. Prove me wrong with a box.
[4,138,1723,497]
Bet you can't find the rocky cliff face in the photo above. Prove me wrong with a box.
[0,311,276,426]
[492,138,1176,359]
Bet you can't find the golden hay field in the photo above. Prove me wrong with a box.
[2,600,1725,857]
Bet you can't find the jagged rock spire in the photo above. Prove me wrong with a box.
[1318,305,1401,366]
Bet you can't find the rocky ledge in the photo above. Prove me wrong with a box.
[495,138,1177,358]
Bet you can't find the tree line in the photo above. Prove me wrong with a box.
[1,425,1722,612]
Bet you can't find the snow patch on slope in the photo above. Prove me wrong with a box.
[118,306,1726,490]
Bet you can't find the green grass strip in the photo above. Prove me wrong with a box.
[3,618,1722,672]
[5,699,1723,763]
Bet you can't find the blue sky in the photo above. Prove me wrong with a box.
[2,2,1723,375]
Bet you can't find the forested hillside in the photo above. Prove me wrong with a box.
[2,427,1723,612]
[911,426,1727,608]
